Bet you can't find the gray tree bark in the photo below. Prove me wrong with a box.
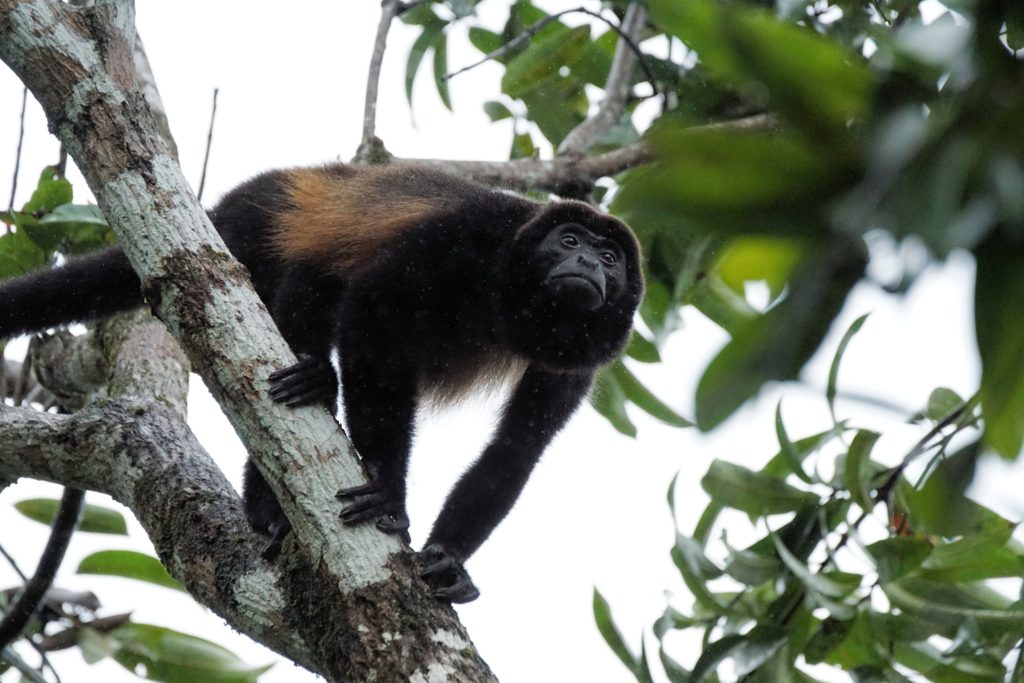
[0,1,494,681]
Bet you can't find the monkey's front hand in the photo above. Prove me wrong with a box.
[336,483,411,542]
[419,543,480,603]
[269,355,338,407]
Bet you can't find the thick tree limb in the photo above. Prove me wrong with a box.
[0,1,492,681]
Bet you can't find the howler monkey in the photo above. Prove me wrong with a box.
[0,164,643,603]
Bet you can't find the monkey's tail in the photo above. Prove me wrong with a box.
[0,246,143,340]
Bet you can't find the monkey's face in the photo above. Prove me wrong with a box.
[538,223,627,311]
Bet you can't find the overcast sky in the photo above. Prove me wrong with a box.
[1,2,1018,683]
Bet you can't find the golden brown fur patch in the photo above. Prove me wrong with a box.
[420,352,529,411]
[272,165,441,274]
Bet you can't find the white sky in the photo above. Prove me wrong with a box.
[0,2,1019,683]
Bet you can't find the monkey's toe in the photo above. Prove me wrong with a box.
[419,543,480,603]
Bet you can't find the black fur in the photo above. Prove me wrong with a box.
[0,165,643,602]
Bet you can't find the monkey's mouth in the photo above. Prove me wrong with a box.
[547,273,605,309]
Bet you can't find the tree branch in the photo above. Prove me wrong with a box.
[557,3,648,157]
[0,487,83,650]
[0,2,492,680]
[358,0,405,160]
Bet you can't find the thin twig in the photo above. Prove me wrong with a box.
[361,0,405,148]
[196,88,219,203]
[444,6,659,100]
[0,545,27,582]
[6,87,27,217]
[0,488,84,650]
[53,149,67,178]
[558,3,648,157]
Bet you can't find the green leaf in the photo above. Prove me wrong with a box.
[467,27,503,55]
[0,229,46,279]
[648,0,872,137]
[22,167,72,215]
[405,19,447,110]
[653,605,697,640]
[770,532,860,598]
[613,361,692,428]
[804,617,856,665]
[694,243,865,430]
[502,25,590,98]
[590,365,637,437]
[919,525,1023,583]
[519,74,588,146]
[723,544,783,586]
[482,100,513,122]
[15,498,128,535]
[432,32,452,111]
[973,235,1024,458]
[925,387,966,422]
[775,401,811,483]
[843,429,881,513]
[884,579,1024,637]
[77,550,185,591]
[732,625,789,678]
[701,460,818,516]
[593,589,644,680]
[24,203,111,253]
[826,313,869,421]
[865,537,932,583]
[615,129,854,239]
[110,623,272,682]
[762,424,847,479]
[898,441,1001,537]
[674,533,723,580]
[625,330,660,363]
[714,236,804,300]
[509,131,535,159]
[689,634,745,682]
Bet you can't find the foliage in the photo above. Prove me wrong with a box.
[4,494,264,681]
[598,321,1024,681]
[409,0,1024,679]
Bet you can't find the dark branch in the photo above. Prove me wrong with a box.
[0,487,83,650]
[196,88,219,203]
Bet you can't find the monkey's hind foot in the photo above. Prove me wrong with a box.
[336,483,411,542]
[269,355,338,407]
[419,543,480,604]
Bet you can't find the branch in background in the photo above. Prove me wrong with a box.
[444,6,658,96]
[196,88,219,203]
[359,0,406,158]
[404,113,777,194]
[0,487,84,650]
[6,87,27,216]
[557,4,648,157]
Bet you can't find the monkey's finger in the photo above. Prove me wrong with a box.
[339,496,388,525]
[420,556,456,578]
[336,483,378,499]
[434,578,480,604]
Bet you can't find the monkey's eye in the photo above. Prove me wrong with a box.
[600,251,618,266]
[561,233,580,248]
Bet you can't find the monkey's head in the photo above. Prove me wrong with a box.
[502,201,644,370]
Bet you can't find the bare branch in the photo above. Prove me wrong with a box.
[196,88,219,202]
[360,0,405,155]
[402,113,778,194]
[0,487,84,650]
[6,87,27,215]
[558,4,647,157]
